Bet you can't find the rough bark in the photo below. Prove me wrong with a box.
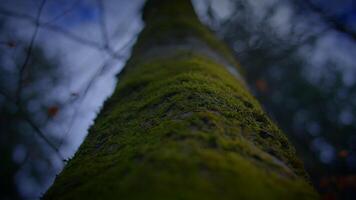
[44,0,318,199]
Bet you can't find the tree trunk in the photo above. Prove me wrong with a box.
[44,0,318,199]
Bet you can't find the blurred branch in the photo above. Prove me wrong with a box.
[0,8,125,59]
[0,7,101,50]
[43,0,81,25]
[96,0,111,50]
[0,89,63,160]
[15,0,46,104]
[0,0,134,162]
[302,0,356,41]
[58,36,135,148]
[0,0,65,161]
[22,110,64,160]
[58,59,112,148]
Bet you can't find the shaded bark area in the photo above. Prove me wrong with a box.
[44,0,318,199]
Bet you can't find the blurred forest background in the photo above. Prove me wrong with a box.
[0,0,355,199]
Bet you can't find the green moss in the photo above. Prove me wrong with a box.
[133,0,239,70]
[44,53,317,199]
[44,0,317,199]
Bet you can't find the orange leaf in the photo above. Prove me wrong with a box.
[47,106,59,117]
[255,79,268,93]
[338,150,348,158]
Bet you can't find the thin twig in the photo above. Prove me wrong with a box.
[43,0,81,25]
[301,0,356,41]
[96,0,111,49]
[57,36,134,148]
[22,112,64,160]
[0,0,64,160]
[15,0,47,104]
[0,89,63,160]
[0,0,133,160]
[0,8,123,58]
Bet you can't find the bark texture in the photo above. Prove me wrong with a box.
[44,0,318,199]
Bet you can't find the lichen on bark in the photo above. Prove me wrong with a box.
[44,0,318,199]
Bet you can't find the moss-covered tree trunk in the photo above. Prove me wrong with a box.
[45,0,318,199]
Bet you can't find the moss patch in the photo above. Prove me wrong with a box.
[134,0,239,70]
[44,53,317,199]
[44,0,317,199]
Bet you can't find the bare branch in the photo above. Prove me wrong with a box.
[301,0,356,41]
[0,0,134,163]
[0,8,125,59]
[96,0,111,49]
[0,89,63,160]
[15,0,47,104]
[22,111,64,160]
[58,36,134,148]
[43,0,81,25]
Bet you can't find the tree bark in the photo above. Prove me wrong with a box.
[44,0,318,199]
